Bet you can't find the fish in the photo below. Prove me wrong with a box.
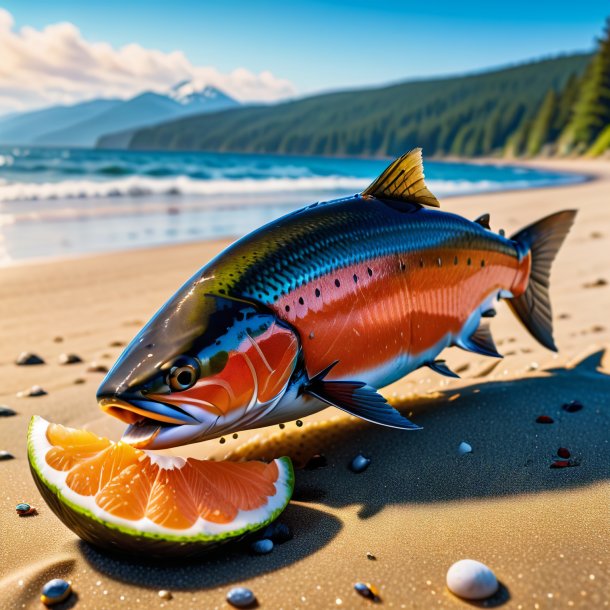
[97,149,576,449]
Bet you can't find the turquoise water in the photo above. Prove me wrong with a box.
[0,147,582,264]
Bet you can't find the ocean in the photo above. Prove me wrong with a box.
[0,147,583,265]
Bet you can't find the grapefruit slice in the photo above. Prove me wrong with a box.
[27,416,293,558]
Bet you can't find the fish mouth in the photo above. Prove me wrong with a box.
[98,396,202,449]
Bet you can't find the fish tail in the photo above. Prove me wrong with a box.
[507,210,577,351]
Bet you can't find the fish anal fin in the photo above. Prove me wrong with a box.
[362,148,440,209]
[474,213,491,229]
[305,364,421,430]
[458,322,502,358]
[426,359,460,378]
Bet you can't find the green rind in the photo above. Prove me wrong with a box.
[27,416,294,559]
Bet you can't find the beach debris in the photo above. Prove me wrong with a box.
[557,447,571,459]
[40,578,72,606]
[58,353,82,365]
[366,552,377,560]
[583,278,608,289]
[304,454,327,470]
[16,502,37,516]
[354,582,381,602]
[226,586,256,608]
[457,441,472,456]
[109,340,126,347]
[550,457,579,469]
[262,522,293,544]
[17,385,47,397]
[86,361,109,373]
[251,538,274,554]
[446,559,499,600]
[535,415,554,424]
[158,589,172,600]
[53,336,64,343]
[16,352,45,365]
[349,452,371,473]
[0,450,14,461]
[562,400,583,413]
[73,378,86,385]
[0,405,16,417]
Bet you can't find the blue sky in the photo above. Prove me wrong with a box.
[5,0,608,93]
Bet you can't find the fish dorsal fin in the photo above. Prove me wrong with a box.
[474,213,491,229]
[457,322,503,358]
[362,148,440,208]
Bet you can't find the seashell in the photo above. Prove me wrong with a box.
[250,538,273,554]
[17,385,47,397]
[446,559,498,600]
[16,352,45,365]
[16,502,37,516]
[41,578,72,606]
[158,590,172,600]
[227,586,256,608]
[350,453,371,473]
[58,353,82,365]
[0,405,16,416]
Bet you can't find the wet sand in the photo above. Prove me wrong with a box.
[0,158,608,609]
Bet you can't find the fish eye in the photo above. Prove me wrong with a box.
[167,356,200,391]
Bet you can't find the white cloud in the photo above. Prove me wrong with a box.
[0,9,296,114]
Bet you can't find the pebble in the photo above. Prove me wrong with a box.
[535,415,554,424]
[304,454,327,470]
[16,502,37,516]
[86,361,109,373]
[158,589,172,600]
[262,522,293,544]
[58,353,82,365]
[366,552,377,560]
[41,578,72,606]
[53,336,63,343]
[557,447,571,459]
[350,453,371,473]
[446,559,499,600]
[562,400,583,413]
[457,441,472,455]
[0,450,14,461]
[226,586,256,608]
[0,405,16,417]
[354,582,380,601]
[17,385,47,397]
[251,538,274,554]
[16,352,45,365]
[73,378,86,385]
[109,340,125,347]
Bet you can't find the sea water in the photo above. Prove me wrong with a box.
[0,147,582,264]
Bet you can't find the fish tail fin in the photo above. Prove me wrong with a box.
[507,210,577,352]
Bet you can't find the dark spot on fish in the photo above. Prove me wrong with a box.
[219,437,226,444]
[399,260,406,271]
[467,257,472,266]
[232,433,239,439]
[419,258,424,268]
[299,297,304,305]
[335,279,340,287]
[367,267,373,277]
[145,343,154,349]
[353,274,358,283]
[219,289,226,295]
[315,288,321,297]
[296,419,303,427]
[481,260,485,267]
[285,305,290,312]
[454,256,458,265]
[279,423,285,429]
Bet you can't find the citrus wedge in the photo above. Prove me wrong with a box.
[27,416,293,558]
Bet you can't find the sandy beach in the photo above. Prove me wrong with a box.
[0,158,608,609]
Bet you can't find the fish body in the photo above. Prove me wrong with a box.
[97,150,576,449]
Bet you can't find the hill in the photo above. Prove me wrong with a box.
[125,54,591,157]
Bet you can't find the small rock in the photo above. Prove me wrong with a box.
[16,502,37,516]
[354,582,380,601]
[366,552,376,560]
[304,454,327,470]
[158,589,172,600]
[73,378,86,385]
[16,352,45,365]
[41,578,72,606]
[17,385,47,397]
[86,361,109,373]
[53,336,63,343]
[0,405,16,417]
[262,522,293,544]
[457,441,472,456]
[109,340,125,347]
[227,586,256,608]
[557,447,571,459]
[446,559,499,600]
[251,538,274,554]
[350,453,371,473]
[0,450,14,461]
[583,278,608,289]
[58,353,82,365]
[562,400,583,413]
[535,415,554,424]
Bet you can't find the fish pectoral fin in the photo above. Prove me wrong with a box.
[426,359,460,378]
[474,213,491,229]
[457,322,503,358]
[305,364,421,430]
[361,148,440,209]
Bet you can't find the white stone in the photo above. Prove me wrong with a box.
[458,441,472,455]
[446,559,498,600]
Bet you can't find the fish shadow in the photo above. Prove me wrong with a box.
[290,349,610,519]
[79,502,341,591]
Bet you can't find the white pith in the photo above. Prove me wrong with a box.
[30,416,291,538]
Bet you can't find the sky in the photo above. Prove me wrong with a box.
[0,1,608,115]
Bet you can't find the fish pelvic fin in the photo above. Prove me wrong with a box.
[362,148,440,209]
[457,322,502,358]
[508,210,577,352]
[304,361,421,430]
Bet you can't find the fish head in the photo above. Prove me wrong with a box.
[97,276,300,449]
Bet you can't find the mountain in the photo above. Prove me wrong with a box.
[0,99,122,145]
[125,54,591,158]
[0,83,239,148]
